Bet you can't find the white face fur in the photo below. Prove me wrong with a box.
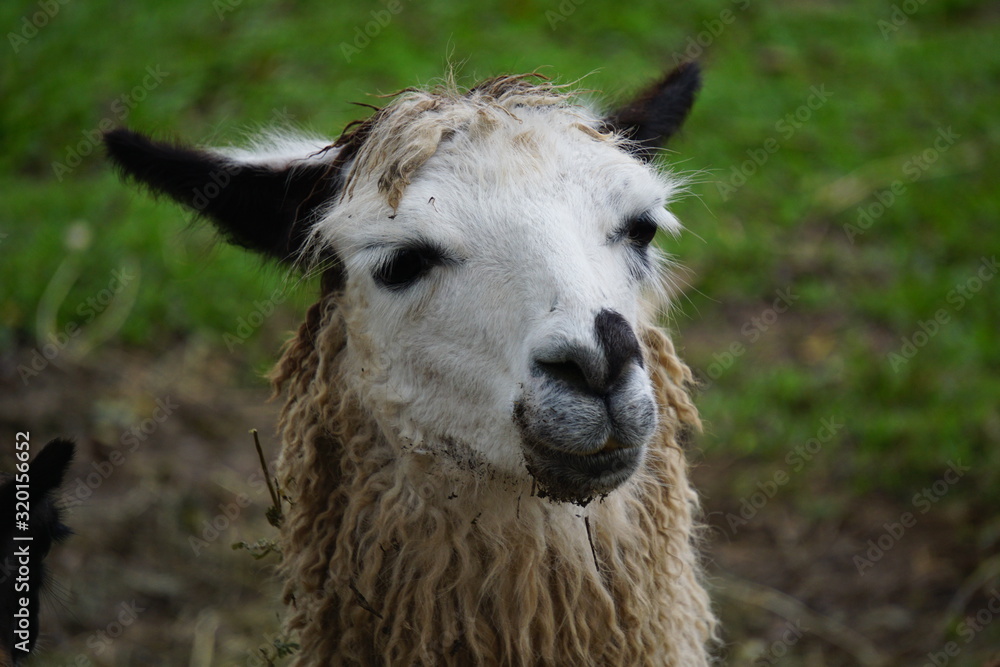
[316,104,682,503]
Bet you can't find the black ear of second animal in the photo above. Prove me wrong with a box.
[29,439,75,496]
[605,61,702,160]
[103,128,338,262]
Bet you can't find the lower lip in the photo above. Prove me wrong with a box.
[523,442,643,504]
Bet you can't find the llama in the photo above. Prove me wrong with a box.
[1,438,75,665]
[104,63,715,665]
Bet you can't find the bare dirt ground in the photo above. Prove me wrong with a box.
[3,341,999,666]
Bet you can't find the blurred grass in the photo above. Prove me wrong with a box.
[1,0,998,539]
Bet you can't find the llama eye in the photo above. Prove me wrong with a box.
[374,246,441,290]
[625,215,658,248]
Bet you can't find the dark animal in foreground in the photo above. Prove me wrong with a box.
[1,438,75,665]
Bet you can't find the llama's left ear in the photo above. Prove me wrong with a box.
[103,129,339,263]
[604,62,701,161]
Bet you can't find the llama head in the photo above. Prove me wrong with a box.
[104,64,700,505]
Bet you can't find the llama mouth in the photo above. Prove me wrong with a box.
[512,383,653,503]
[522,439,644,505]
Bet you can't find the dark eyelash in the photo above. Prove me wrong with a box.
[611,213,659,248]
[374,243,447,290]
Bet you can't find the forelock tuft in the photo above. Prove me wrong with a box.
[329,74,597,209]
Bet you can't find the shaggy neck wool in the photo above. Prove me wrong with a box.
[271,291,714,666]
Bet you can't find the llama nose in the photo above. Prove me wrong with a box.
[534,309,642,394]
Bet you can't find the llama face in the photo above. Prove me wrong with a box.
[103,65,701,504]
[323,105,681,503]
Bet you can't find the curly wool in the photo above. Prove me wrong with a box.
[270,288,715,666]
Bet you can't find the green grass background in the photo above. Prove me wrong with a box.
[1,2,998,662]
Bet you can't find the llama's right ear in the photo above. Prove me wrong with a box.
[103,129,339,263]
[604,61,702,161]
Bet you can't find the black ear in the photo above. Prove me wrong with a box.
[103,129,340,262]
[0,438,75,660]
[28,438,75,497]
[605,62,702,161]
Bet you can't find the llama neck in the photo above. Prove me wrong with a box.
[278,417,711,665]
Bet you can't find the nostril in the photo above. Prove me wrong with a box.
[535,359,593,394]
